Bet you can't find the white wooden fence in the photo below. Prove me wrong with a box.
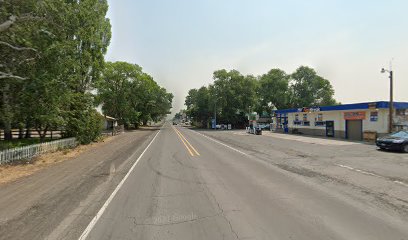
[0,138,77,164]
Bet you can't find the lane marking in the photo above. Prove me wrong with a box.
[335,164,382,178]
[191,130,249,156]
[193,130,408,189]
[394,181,408,187]
[173,126,194,156]
[78,130,161,240]
[174,127,200,156]
[336,164,408,188]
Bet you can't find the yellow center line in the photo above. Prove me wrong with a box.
[173,126,194,156]
[174,127,200,156]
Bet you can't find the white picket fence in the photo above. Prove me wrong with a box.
[0,138,77,164]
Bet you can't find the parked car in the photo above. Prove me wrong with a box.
[255,126,262,135]
[376,130,408,153]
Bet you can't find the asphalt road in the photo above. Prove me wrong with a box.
[79,124,408,240]
[0,128,160,240]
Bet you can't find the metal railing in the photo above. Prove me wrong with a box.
[0,138,77,164]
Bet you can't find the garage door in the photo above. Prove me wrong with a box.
[347,120,362,141]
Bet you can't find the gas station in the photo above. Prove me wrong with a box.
[271,101,408,141]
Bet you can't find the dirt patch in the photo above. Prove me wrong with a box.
[0,136,115,185]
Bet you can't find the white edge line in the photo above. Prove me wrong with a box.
[335,164,408,188]
[336,164,381,177]
[394,180,408,188]
[78,130,161,240]
[191,130,408,189]
[191,130,248,156]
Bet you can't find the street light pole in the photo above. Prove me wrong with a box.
[389,70,393,133]
[381,67,394,133]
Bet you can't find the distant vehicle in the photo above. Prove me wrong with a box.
[376,130,408,153]
[173,122,177,125]
[255,126,262,135]
[246,125,262,135]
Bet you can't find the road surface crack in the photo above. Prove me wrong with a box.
[200,183,240,239]
[127,212,221,227]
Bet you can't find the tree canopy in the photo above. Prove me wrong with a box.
[289,66,337,108]
[258,68,289,112]
[97,61,173,128]
[185,66,338,128]
[0,0,113,143]
[0,0,172,143]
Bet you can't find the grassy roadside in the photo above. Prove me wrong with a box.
[0,135,114,185]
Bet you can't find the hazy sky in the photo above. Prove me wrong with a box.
[105,0,408,114]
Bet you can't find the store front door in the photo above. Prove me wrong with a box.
[326,121,334,137]
[346,120,363,141]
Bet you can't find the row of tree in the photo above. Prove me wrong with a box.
[97,61,173,128]
[184,66,338,128]
[0,0,172,143]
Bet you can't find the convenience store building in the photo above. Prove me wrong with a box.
[271,101,408,141]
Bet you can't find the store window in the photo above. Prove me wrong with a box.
[370,111,378,121]
[303,114,310,126]
[315,113,325,126]
[294,114,301,125]
[277,114,288,128]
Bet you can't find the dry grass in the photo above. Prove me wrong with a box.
[0,135,115,185]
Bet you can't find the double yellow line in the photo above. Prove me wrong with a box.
[172,126,200,157]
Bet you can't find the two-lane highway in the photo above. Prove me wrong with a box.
[79,124,408,240]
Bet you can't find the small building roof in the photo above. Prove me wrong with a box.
[273,101,408,114]
[104,115,117,121]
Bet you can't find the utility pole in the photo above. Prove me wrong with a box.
[214,101,217,129]
[381,65,394,133]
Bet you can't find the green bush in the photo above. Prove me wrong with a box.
[65,109,103,145]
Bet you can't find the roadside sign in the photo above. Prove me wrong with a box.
[344,111,366,120]
[211,119,216,129]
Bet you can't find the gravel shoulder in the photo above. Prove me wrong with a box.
[0,136,115,185]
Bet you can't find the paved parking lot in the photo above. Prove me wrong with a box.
[264,131,360,146]
[201,129,408,224]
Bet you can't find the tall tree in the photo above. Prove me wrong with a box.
[289,66,337,108]
[0,0,42,139]
[1,0,112,143]
[257,69,289,112]
[61,0,111,143]
[185,87,211,127]
[211,69,258,127]
[98,61,173,128]
[98,61,142,127]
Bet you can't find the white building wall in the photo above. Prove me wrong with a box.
[362,109,388,133]
[282,108,389,134]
